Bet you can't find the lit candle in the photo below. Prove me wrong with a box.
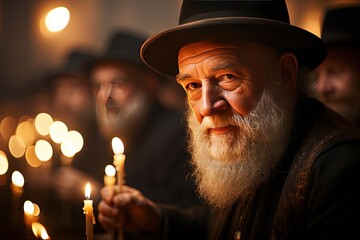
[104,164,116,186]
[111,137,125,240]
[11,170,24,196]
[111,137,126,187]
[32,222,51,239]
[83,182,95,240]
[11,171,25,229]
[24,200,39,227]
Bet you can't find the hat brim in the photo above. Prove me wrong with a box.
[141,17,327,77]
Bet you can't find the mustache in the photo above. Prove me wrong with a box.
[105,99,119,109]
[200,112,246,130]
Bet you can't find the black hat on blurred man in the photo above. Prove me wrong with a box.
[321,5,360,47]
[141,0,327,77]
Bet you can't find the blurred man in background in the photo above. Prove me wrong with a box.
[312,5,360,126]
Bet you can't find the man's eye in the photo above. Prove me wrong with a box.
[222,74,236,80]
[186,82,201,90]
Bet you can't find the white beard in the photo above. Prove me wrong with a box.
[187,87,293,208]
[96,91,149,138]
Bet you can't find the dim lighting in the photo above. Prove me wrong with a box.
[45,6,70,32]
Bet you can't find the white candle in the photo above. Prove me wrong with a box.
[111,137,126,187]
[104,164,116,186]
[111,137,125,240]
[83,183,95,240]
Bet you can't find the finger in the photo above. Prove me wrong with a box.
[98,200,119,217]
[100,186,115,203]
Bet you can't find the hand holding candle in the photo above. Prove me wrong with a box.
[83,182,95,240]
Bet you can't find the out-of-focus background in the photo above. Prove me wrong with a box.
[1,0,360,239]
[0,0,359,99]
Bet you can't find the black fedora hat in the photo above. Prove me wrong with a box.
[141,0,327,77]
[91,29,148,68]
[321,5,360,46]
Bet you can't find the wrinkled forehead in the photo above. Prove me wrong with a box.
[178,40,281,66]
[178,41,244,65]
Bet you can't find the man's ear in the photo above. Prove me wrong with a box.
[279,52,298,95]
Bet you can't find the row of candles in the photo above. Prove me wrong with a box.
[5,133,126,239]
[84,136,126,240]
[1,112,127,239]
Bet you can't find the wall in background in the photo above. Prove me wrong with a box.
[0,0,359,98]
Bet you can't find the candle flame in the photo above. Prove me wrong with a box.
[11,170,24,187]
[41,229,50,239]
[111,137,124,154]
[85,182,91,199]
[105,165,116,177]
[24,200,35,215]
[32,222,48,238]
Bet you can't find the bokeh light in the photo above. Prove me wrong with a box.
[45,7,70,32]
[9,135,26,158]
[35,113,53,136]
[0,150,9,175]
[11,170,25,187]
[24,200,35,215]
[0,116,16,140]
[34,140,53,162]
[105,164,116,177]
[49,121,68,143]
[16,120,36,147]
[25,146,42,168]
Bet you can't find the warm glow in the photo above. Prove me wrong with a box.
[0,150,8,175]
[11,171,24,187]
[45,6,70,32]
[61,130,83,156]
[33,203,41,217]
[35,113,53,136]
[112,137,124,154]
[24,200,35,215]
[16,120,36,147]
[0,116,16,140]
[49,121,68,143]
[35,140,53,162]
[105,165,116,177]
[25,146,42,168]
[85,182,91,199]
[8,135,26,158]
[41,229,50,240]
[32,222,49,239]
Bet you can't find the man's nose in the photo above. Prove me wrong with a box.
[316,73,334,95]
[199,82,227,117]
[99,84,112,100]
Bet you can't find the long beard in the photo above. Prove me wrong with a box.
[96,92,149,138]
[187,88,293,208]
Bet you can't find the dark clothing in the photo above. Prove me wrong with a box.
[124,100,199,207]
[160,97,360,240]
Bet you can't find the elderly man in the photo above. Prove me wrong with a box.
[312,6,360,126]
[98,1,360,239]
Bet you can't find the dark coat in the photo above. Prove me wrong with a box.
[160,97,360,240]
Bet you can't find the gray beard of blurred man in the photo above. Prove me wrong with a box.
[97,91,149,138]
[187,81,294,208]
